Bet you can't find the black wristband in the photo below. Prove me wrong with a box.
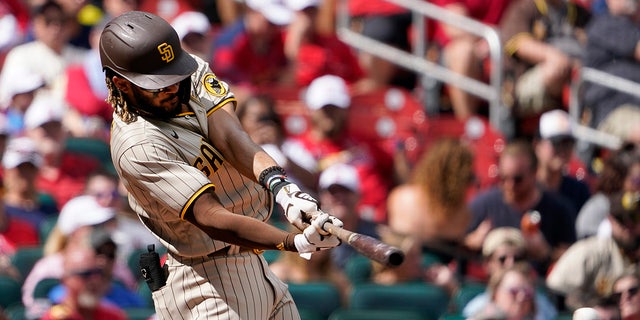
[258,166,287,189]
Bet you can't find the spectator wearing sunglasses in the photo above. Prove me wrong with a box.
[547,191,640,311]
[465,140,577,276]
[463,227,558,320]
[611,267,640,320]
[469,262,538,320]
[40,229,127,320]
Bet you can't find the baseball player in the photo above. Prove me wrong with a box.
[99,11,343,319]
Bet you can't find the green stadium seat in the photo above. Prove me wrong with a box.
[0,276,23,309]
[349,283,449,320]
[329,309,425,320]
[288,282,342,319]
[11,246,43,282]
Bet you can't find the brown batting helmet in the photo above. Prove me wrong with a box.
[99,11,197,90]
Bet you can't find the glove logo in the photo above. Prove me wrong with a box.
[157,43,174,63]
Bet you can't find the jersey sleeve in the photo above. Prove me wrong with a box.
[190,55,237,115]
[115,140,214,220]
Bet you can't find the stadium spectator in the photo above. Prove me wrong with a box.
[534,109,591,217]
[0,66,45,136]
[3,136,58,231]
[546,191,640,310]
[40,229,127,320]
[24,94,101,210]
[284,0,364,87]
[611,267,640,320]
[499,0,590,133]
[462,227,558,320]
[63,18,112,142]
[317,163,379,270]
[282,75,393,223]
[576,143,640,239]
[171,11,212,61]
[0,0,87,104]
[211,0,291,95]
[464,140,577,275]
[582,0,640,144]
[22,195,136,317]
[431,0,514,120]
[387,138,475,245]
[469,262,538,320]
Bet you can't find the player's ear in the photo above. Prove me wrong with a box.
[112,76,130,93]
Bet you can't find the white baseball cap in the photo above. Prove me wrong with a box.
[285,0,320,11]
[24,93,65,130]
[304,75,351,110]
[171,11,211,40]
[0,67,45,107]
[57,195,117,235]
[319,163,360,193]
[246,0,293,26]
[2,137,42,169]
[539,109,575,142]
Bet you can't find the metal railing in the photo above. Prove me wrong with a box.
[568,66,640,150]
[335,0,512,136]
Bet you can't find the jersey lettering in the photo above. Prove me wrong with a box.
[193,143,224,177]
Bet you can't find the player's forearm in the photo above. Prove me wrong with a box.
[186,193,297,251]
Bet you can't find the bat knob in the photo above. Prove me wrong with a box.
[387,249,405,267]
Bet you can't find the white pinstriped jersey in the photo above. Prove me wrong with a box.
[110,55,273,258]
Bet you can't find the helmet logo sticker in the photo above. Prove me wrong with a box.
[203,74,227,97]
[157,43,174,63]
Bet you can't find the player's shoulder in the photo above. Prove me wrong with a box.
[189,55,236,111]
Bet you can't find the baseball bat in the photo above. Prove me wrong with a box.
[322,222,405,268]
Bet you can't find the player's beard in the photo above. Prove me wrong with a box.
[131,89,182,120]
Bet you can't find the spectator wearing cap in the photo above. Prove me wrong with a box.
[63,18,112,142]
[0,66,45,136]
[282,75,393,223]
[546,191,640,311]
[46,228,145,310]
[465,140,577,276]
[317,163,379,270]
[40,227,127,320]
[211,0,291,94]
[22,195,136,317]
[462,227,558,320]
[0,0,87,105]
[24,93,101,210]
[3,136,57,231]
[283,0,364,86]
[171,11,212,61]
[534,109,591,219]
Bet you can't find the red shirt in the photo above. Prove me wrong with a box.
[295,34,364,86]
[41,302,127,320]
[36,152,101,210]
[65,64,113,123]
[290,132,392,223]
[433,0,513,46]
[348,0,409,17]
[0,216,39,252]
[212,24,289,87]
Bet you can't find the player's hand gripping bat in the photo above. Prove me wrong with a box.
[321,221,405,268]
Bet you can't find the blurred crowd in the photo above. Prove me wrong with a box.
[1,0,640,319]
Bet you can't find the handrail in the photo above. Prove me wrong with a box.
[336,0,511,136]
[567,66,640,149]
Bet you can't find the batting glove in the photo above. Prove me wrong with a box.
[275,183,318,231]
[310,210,344,236]
[294,213,342,259]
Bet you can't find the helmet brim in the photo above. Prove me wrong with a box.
[118,51,198,90]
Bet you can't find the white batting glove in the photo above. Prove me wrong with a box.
[275,183,318,231]
[310,210,344,236]
[294,213,342,259]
